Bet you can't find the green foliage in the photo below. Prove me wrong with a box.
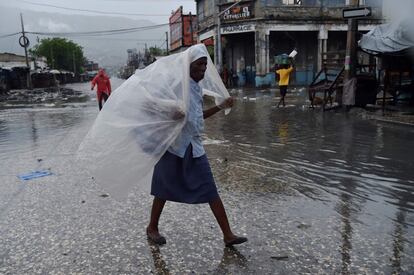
[148,46,165,56]
[29,38,86,74]
[206,45,214,61]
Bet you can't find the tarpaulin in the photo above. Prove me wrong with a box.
[359,18,414,54]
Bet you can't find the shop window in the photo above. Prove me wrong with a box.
[364,0,382,7]
[345,0,368,5]
[283,0,303,5]
[260,0,283,7]
[323,0,346,7]
[204,0,214,17]
[197,3,204,20]
[197,0,215,20]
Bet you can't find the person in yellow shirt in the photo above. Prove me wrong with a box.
[276,61,294,107]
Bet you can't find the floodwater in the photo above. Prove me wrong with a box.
[0,80,413,274]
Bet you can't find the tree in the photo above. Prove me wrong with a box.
[148,46,165,56]
[206,45,214,61]
[29,38,86,74]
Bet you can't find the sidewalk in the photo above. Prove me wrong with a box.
[360,105,414,126]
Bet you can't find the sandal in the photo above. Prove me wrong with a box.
[146,228,166,245]
[224,236,248,247]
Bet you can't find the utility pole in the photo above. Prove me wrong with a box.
[72,51,76,74]
[50,47,54,69]
[20,14,30,68]
[165,31,169,55]
[20,13,32,89]
[344,0,359,80]
[342,0,360,107]
[189,12,194,45]
[216,0,241,72]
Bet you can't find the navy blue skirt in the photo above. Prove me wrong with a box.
[151,145,219,204]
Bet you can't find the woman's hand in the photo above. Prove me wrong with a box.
[172,110,185,120]
[171,106,185,120]
[218,97,234,109]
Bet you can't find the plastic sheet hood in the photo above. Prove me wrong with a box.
[77,44,230,200]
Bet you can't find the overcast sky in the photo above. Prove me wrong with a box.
[0,0,197,64]
[0,0,196,24]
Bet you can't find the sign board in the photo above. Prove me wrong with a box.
[222,3,253,21]
[182,15,197,47]
[343,7,372,19]
[221,24,255,34]
[169,6,183,49]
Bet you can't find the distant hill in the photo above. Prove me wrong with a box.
[0,6,168,70]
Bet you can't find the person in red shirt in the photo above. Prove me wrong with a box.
[91,69,112,110]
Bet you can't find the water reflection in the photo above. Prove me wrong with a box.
[147,243,248,274]
[147,241,170,275]
[212,247,248,274]
[1,85,414,272]
[206,92,414,271]
[277,121,289,145]
[0,109,85,162]
[391,210,405,274]
[29,113,38,149]
[336,117,359,275]
[389,185,412,274]
[338,192,353,275]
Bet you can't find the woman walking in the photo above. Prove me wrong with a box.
[147,45,247,247]
[79,44,247,247]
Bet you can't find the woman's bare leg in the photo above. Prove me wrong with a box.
[209,197,247,245]
[147,197,167,244]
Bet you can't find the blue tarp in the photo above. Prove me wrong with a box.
[18,170,52,181]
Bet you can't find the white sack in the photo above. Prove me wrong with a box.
[78,44,230,200]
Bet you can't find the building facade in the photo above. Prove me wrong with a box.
[196,0,384,87]
[169,6,198,53]
[0,52,48,71]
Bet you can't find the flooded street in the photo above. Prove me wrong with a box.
[1,81,414,274]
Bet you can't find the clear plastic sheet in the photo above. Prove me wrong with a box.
[78,44,230,200]
[359,17,414,54]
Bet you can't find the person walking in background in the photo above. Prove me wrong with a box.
[221,65,229,87]
[231,68,238,88]
[276,59,294,107]
[91,69,112,110]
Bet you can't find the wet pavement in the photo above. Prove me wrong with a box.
[1,81,414,274]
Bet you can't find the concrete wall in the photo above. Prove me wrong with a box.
[256,6,383,22]
[0,53,27,63]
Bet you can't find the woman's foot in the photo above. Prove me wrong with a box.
[224,235,248,247]
[146,227,166,245]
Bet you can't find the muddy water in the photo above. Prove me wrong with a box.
[0,83,413,274]
[205,88,414,273]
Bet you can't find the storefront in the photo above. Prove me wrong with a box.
[220,1,256,87]
[196,0,384,87]
[222,24,256,87]
[269,31,318,86]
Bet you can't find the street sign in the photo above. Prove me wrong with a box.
[343,7,372,19]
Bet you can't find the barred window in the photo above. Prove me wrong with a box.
[282,0,303,5]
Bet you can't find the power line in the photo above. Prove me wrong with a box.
[0,22,183,40]
[26,23,169,37]
[71,37,165,42]
[0,32,21,38]
[20,0,170,17]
